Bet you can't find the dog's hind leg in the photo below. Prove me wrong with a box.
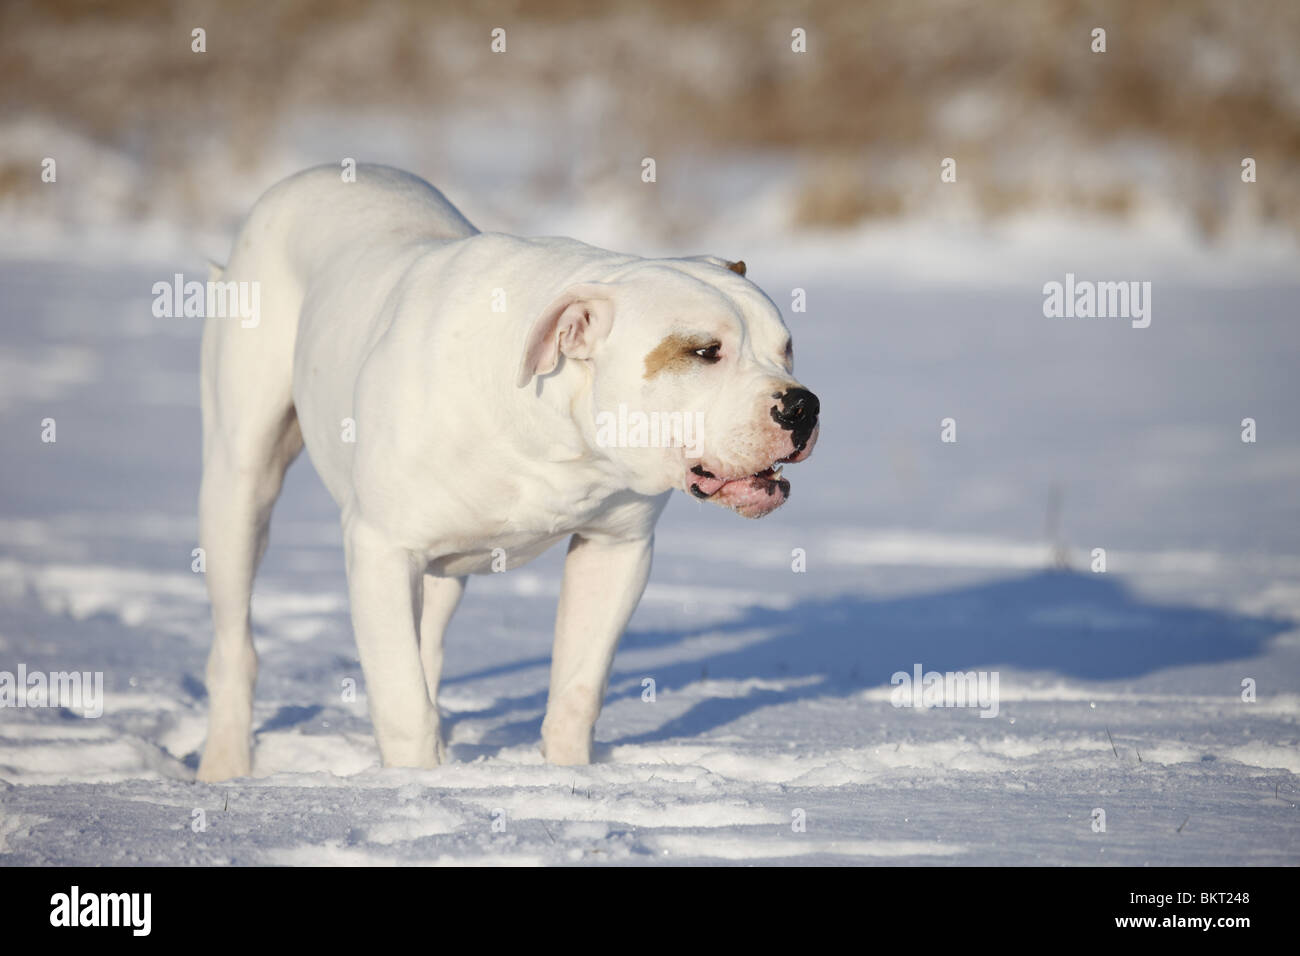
[196,263,304,782]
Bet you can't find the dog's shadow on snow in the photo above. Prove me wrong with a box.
[444,570,1291,757]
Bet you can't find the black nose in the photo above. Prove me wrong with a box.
[771,387,820,447]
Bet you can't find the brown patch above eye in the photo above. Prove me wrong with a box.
[644,333,709,379]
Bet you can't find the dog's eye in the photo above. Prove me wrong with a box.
[692,343,722,363]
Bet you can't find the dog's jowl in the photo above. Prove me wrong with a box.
[196,164,819,781]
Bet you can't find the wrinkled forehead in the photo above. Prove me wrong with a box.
[611,261,789,347]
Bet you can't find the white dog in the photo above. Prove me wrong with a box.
[196,165,819,781]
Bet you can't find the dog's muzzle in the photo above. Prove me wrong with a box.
[686,385,820,519]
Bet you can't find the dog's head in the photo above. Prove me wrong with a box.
[516,256,818,517]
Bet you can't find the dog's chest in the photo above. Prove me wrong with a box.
[417,479,666,576]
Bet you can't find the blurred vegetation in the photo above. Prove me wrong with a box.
[2,0,1298,236]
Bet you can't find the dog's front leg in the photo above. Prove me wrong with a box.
[343,515,442,768]
[541,533,653,765]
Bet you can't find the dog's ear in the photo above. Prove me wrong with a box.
[684,255,746,276]
[516,283,614,388]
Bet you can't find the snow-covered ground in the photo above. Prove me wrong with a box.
[0,208,1297,865]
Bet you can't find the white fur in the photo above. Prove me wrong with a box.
[195,164,814,781]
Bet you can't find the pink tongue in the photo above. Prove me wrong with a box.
[692,474,731,496]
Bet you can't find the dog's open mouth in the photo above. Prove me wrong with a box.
[687,460,795,518]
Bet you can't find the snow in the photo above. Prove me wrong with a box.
[1,193,1298,865]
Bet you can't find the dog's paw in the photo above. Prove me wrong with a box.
[378,728,444,770]
[539,737,593,766]
[196,743,251,783]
